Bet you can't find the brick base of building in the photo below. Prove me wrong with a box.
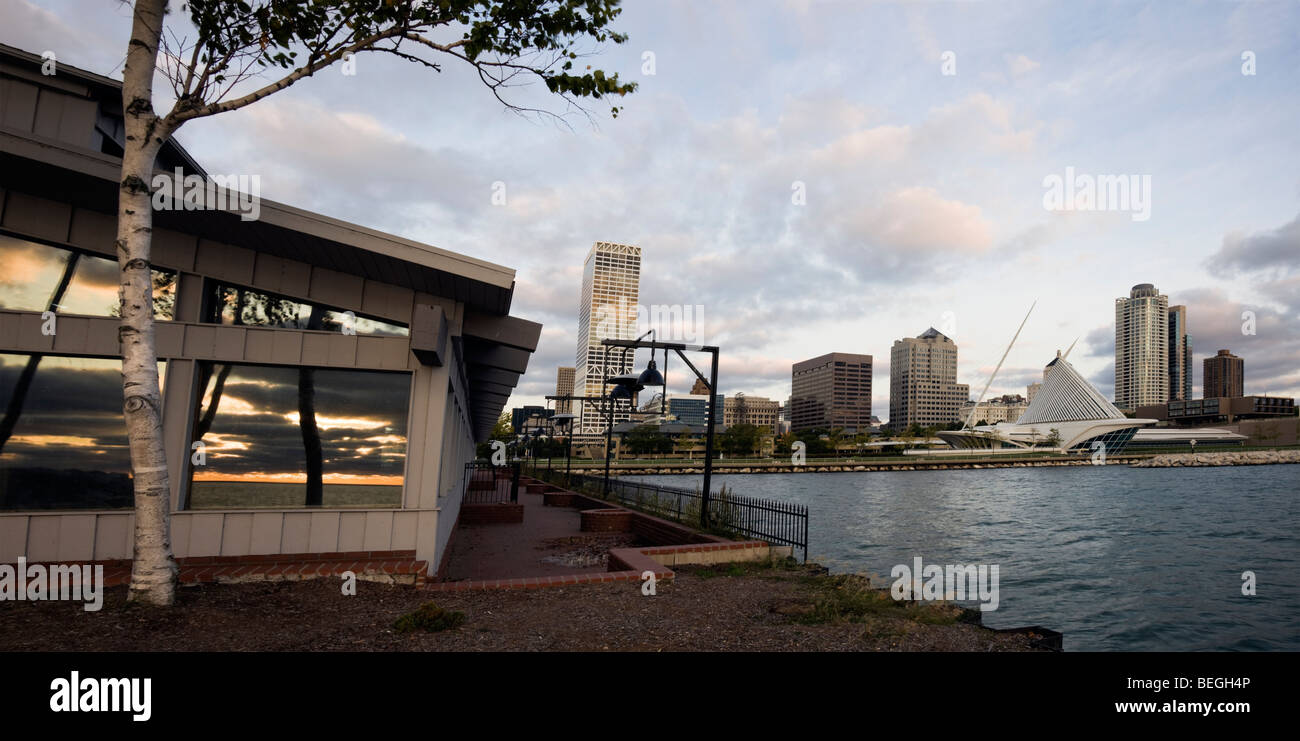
[26,550,430,588]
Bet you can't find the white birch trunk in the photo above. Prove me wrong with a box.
[119,0,177,605]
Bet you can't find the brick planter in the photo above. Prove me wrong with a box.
[543,492,575,507]
[579,508,632,533]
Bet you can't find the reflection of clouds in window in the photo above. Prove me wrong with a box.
[0,235,71,308]
[282,411,390,430]
[189,363,410,508]
[0,235,175,319]
[0,353,165,510]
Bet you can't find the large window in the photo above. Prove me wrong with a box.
[0,353,165,510]
[0,234,176,319]
[188,363,409,509]
[207,283,407,336]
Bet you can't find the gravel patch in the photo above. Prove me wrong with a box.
[0,562,1044,652]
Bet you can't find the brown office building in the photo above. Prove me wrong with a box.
[1203,349,1244,399]
[555,366,575,413]
[790,352,872,432]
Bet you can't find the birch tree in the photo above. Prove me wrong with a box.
[116,0,636,604]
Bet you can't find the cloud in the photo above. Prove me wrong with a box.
[1206,212,1300,279]
[1005,53,1041,77]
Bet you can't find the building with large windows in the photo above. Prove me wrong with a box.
[888,329,968,430]
[790,352,873,432]
[1167,304,1192,401]
[0,45,539,574]
[573,241,641,437]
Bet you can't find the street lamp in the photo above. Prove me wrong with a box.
[551,412,575,486]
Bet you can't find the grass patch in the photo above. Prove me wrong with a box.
[393,602,466,633]
[793,573,966,627]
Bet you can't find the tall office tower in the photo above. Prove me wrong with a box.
[574,241,642,435]
[555,366,575,414]
[1167,304,1192,401]
[1114,283,1170,410]
[888,328,970,430]
[1203,349,1244,398]
[790,352,873,432]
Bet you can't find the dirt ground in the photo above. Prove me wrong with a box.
[0,561,1047,652]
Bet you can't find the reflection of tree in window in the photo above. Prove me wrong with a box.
[0,354,164,510]
[190,363,409,509]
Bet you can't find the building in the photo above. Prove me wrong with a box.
[1136,395,1294,425]
[0,45,539,572]
[889,329,969,430]
[1114,283,1169,409]
[959,394,1029,425]
[1167,304,1192,401]
[723,394,781,433]
[573,241,641,436]
[554,366,574,414]
[790,352,873,432]
[511,405,554,434]
[665,394,724,427]
[1027,382,1042,405]
[938,350,1154,452]
[1203,349,1244,399]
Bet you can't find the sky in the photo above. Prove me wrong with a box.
[3,0,1298,422]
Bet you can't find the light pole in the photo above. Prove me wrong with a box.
[601,338,719,528]
[551,412,575,486]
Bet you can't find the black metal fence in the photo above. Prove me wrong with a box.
[553,471,808,562]
[462,461,519,504]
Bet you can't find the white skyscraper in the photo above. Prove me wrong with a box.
[1114,283,1170,410]
[574,241,641,435]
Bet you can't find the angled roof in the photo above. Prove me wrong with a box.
[1017,355,1125,424]
[917,327,951,341]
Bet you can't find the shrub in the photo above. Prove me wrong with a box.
[393,602,466,633]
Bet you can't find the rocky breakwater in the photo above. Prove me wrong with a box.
[1131,449,1300,468]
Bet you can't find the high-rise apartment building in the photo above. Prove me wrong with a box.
[889,328,970,429]
[1203,349,1244,399]
[574,241,641,435]
[1115,283,1170,410]
[554,366,574,414]
[1167,304,1192,401]
[790,352,873,432]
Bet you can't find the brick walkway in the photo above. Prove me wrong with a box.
[441,489,620,581]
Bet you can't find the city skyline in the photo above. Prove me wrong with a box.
[7,0,1297,418]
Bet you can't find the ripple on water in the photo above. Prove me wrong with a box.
[630,466,1298,651]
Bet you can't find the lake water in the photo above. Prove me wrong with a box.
[629,465,1298,651]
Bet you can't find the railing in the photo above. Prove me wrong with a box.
[546,470,808,562]
[462,461,519,504]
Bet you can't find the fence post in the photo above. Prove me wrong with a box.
[510,462,520,503]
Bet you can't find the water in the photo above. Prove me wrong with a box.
[629,465,1299,651]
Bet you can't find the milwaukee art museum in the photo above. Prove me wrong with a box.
[938,351,1155,453]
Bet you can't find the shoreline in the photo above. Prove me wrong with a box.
[533,448,1300,476]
